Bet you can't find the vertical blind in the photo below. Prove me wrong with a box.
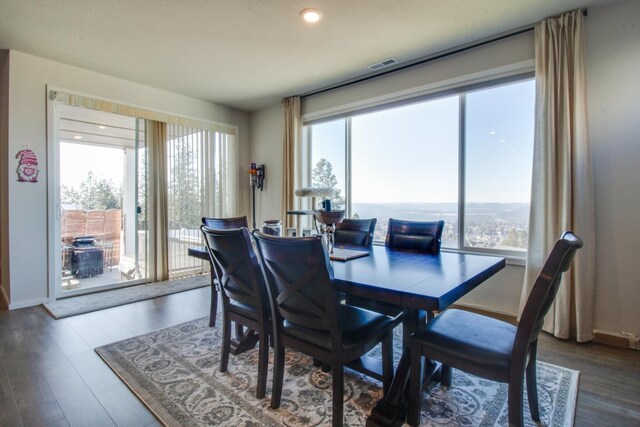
[166,123,237,278]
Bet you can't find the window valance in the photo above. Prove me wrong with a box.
[51,90,236,136]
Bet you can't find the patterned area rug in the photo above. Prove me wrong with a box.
[43,275,210,319]
[95,317,579,426]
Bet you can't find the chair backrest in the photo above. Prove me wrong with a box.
[200,226,267,310]
[201,216,248,229]
[200,216,248,282]
[334,218,377,246]
[515,231,583,352]
[385,219,445,254]
[252,231,338,333]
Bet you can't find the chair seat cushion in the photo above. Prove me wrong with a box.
[411,309,516,382]
[283,304,396,355]
[229,300,260,320]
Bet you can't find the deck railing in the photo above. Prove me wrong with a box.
[168,228,209,278]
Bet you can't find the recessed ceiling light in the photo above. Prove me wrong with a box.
[300,8,322,23]
[73,135,83,139]
[98,125,106,129]
[489,131,496,135]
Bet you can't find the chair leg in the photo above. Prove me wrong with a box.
[381,332,393,395]
[526,344,540,422]
[209,277,218,327]
[256,324,268,399]
[219,311,231,372]
[331,362,344,427]
[440,364,452,386]
[407,344,424,426]
[271,343,285,409]
[508,371,525,427]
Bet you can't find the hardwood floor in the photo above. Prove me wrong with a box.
[1,285,639,426]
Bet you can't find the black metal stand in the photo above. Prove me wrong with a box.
[251,185,257,229]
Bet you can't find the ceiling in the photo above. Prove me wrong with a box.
[58,104,139,149]
[0,0,619,112]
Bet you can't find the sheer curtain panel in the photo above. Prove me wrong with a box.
[519,10,595,342]
[281,97,301,229]
[148,120,169,282]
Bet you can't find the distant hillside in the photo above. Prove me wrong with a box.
[352,202,529,225]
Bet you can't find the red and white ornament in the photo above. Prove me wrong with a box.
[16,148,39,182]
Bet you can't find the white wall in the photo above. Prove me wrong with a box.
[587,0,640,337]
[250,0,640,338]
[3,50,250,308]
[249,104,283,227]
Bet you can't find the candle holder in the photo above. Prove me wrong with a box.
[292,187,337,238]
[313,210,345,253]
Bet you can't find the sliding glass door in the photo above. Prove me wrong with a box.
[49,92,238,298]
[55,104,149,297]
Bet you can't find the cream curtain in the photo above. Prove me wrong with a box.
[519,10,595,342]
[147,120,169,282]
[281,97,301,228]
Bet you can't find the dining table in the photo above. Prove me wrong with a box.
[189,242,505,426]
[330,244,505,426]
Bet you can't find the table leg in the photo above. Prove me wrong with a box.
[235,323,244,336]
[230,329,260,355]
[366,309,438,427]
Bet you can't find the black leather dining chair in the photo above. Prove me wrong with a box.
[252,231,401,427]
[334,217,377,247]
[385,218,445,254]
[407,231,583,427]
[352,219,445,319]
[200,216,249,326]
[200,226,271,399]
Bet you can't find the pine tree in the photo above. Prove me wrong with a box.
[167,136,201,229]
[311,158,345,209]
[61,171,122,210]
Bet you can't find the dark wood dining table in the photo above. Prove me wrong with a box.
[330,245,505,426]
[190,243,505,426]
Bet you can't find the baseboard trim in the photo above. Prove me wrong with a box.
[450,303,518,325]
[0,286,8,310]
[8,296,50,310]
[593,329,639,350]
[451,304,639,351]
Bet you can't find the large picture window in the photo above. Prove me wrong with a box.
[303,76,534,257]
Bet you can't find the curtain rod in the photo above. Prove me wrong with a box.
[298,8,587,99]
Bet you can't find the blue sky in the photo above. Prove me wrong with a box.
[311,79,535,204]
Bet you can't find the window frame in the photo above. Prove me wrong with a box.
[302,72,534,262]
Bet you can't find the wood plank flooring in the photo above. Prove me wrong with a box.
[1,285,639,426]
